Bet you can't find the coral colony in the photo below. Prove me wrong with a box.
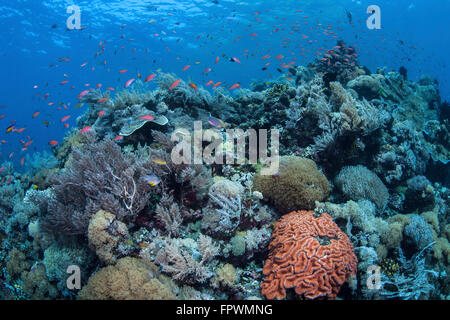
[0,5,449,301]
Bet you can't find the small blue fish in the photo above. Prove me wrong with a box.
[142,174,160,186]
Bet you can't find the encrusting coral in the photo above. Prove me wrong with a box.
[261,210,357,300]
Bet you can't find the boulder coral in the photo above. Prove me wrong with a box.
[253,156,330,213]
[261,210,357,300]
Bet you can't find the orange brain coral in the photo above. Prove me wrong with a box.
[261,210,357,300]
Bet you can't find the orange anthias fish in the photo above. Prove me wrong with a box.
[231,57,241,64]
[189,83,197,91]
[81,126,92,133]
[205,80,214,86]
[125,78,135,88]
[48,140,58,146]
[119,69,128,74]
[229,83,241,90]
[78,90,90,100]
[213,82,222,88]
[145,74,156,82]
[140,115,155,121]
[170,79,181,90]
[97,97,108,103]
[60,115,71,122]
[182,65,191,72]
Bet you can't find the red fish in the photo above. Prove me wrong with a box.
[32,112,40,118]
[125,78,135,88]
[182,65,191,72]
[229,83,241,90]
[60,80,69,85]
[215,56,219,64]
[98,110,106,117]
[140,115,155,121]
[97,97,108,103]
[48,140,58,146]
[213,82,222,88]
[205,80,214,86]
[78,90,90,100]
[231,57,241,64]
[81,126,92,133]
[60,115,71,122]
[170,79,181,90]
[119,69,128,74]
[114,135,123,141]
[145,74,156,82]
[203,68,212,73]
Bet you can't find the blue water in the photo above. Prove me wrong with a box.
[0,0,449,168]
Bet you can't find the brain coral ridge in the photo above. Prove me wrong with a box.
[261,210,357,300]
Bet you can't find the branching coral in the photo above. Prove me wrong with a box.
[380,242,438,299]
[261,210,357,300]
[201,179,244,238]
[155,235,219,284]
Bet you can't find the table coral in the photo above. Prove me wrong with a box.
[261,210,357,300]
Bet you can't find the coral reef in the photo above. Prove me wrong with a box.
[1,38,448,301]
